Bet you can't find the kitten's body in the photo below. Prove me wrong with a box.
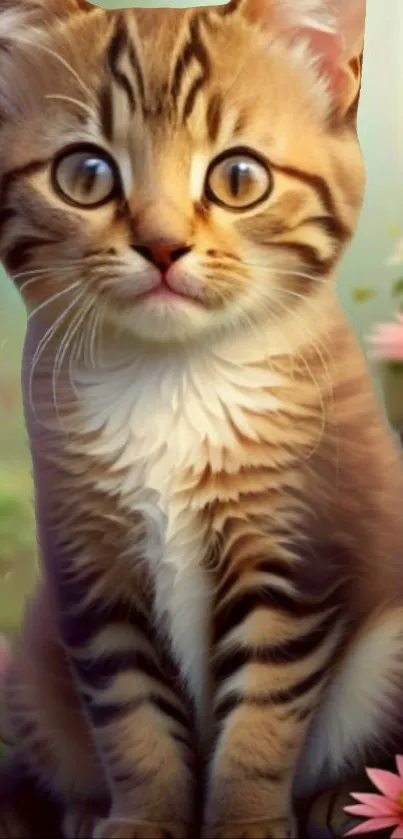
[1,1,403,837]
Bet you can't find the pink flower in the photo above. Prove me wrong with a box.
[367,313,403,362]
[344,756,403,837]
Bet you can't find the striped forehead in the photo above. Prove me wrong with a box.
[98,10,221,143]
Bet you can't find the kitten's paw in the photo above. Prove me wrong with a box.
[93,816,190,839]
[203,819,293,839]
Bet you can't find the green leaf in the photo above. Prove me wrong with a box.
[392,277,403,297]
[351,286,376,304]
[386,361,403,374]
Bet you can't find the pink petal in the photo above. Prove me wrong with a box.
[366,768,403,800]
[350,793,400,815]
[367,322,403,348]
[396,756,403,779]
[367,341,403,360]
[392,826,403,839]
[345,817,398,836]
[370,332,403,346]
[345,805,386,818]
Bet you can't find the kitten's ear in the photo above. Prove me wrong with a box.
[239,0,366,122]
[0,0,93,27]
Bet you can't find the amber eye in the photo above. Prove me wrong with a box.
[205,147,272,211]
[52,144,120,208]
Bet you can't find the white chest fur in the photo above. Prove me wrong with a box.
[74,337,287,722]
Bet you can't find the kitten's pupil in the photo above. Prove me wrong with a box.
[228,161,253,198]
[70,157,113,203]
[229,162,242,197]
[78,159,102,196]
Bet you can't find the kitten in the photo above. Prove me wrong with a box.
[1,0,403,837]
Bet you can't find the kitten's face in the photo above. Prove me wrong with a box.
[0,0,365,346]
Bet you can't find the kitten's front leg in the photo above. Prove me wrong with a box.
[203,560,344,839]
[23,312,195,837]
[56,558,195,839]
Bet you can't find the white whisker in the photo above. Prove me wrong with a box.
[27,282,80,320]
[19,268,78,294]
[72,309,89,370]
[45,94,94,119]
[88,305,102,370]
[15,267,58,283]
[274,268,326,284]
[96,298,109,371]
[242,261,326,284]
[29,289,85,422]
[81,303,97,368]
[69,299,97,397]
[53,296,93,421]
[14,36,95,102]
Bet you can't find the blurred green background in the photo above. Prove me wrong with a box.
[0,0,402,633]
[0,295,37,632]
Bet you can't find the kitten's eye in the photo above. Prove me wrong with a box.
[205,148,272,211]
[52,144,119,208]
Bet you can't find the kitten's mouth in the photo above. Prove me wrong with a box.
[140,278,186,301]
[135,267,206,306]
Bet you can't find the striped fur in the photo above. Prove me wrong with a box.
[2,2,403,839]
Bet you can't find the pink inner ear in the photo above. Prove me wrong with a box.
[299,27,345,94]
[241,0,364,98]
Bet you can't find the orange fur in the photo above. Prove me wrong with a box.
[1,1,403,838]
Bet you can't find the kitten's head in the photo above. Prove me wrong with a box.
[0,0,365,346]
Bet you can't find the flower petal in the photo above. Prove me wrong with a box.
[397,756,403,779]
[351,792,400,816]
[344,805,385,818]
[345,817,398,836]
[350,793,400,815]
[392,826,403,839]
[366,768,403,800]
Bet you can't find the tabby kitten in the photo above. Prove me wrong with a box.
[1,0,403,837]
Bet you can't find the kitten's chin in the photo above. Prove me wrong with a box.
[109,295,222,345]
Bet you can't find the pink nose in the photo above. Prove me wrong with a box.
[134,243,191,271]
